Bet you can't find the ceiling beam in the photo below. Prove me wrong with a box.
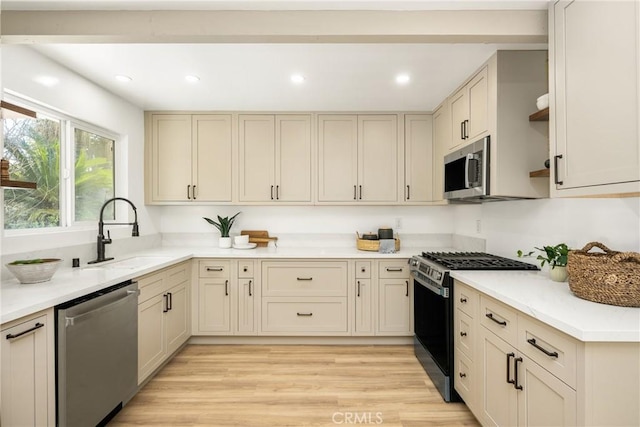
[1,10,547,43]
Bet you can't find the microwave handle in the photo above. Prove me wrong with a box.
[465,153,480,188]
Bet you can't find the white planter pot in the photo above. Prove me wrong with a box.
[218,237,232,248]
[549,266,568,282]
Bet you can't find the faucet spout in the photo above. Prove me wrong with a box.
[88,197,140,265]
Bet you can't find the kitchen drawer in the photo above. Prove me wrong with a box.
[261,261,347,297]
[378,260,409,279]
[137,270,165,303]
[238,260,254,278]
[454,349,475,407]
[165,261,189,288]
[480,295,517,344]
[355,261,371,279]
[455,310,475,360]
[199,260,230,278]
[454,280,478,318]
[261,297,348,333]
[518,315,578,389]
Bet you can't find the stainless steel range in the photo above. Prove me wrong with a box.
[409,251,538,402]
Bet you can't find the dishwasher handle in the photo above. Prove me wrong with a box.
[65,289,139,327]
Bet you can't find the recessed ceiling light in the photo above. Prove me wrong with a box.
[290,74,305,84]
[115,75,133,83]
[395,74,411,85]
[33,76,60,87]
[185,75,200,83]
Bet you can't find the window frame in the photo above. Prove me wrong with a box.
[2,95,123,235]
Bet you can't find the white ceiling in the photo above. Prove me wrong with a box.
[8,1,549,111]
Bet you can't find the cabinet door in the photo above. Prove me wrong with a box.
[192,114,232,202]
[404,114,433,202]
[138,293,167,384]
[377,278,412,335]
[1,314,52,427]
[354,279,374,335]
[449,87,468,151]
[276,115,312,202]
[166,281,190,355]
[467,66,489,142]
[198,278,232,333]
[479,327,518,427]
[318,115,358,202]
[358,115,398,202]
[517,355,577,427]
[151,114,192,201]
[432,101,450,202]
[553,0,640,190]
[236,279,256,335]
[239,115,276,202]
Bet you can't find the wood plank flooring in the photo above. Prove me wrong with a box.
[111,345,480,427]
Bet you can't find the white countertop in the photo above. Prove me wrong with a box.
[451,270,640,343]
[1,245,418,324]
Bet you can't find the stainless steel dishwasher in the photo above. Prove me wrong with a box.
[56,280,138,427]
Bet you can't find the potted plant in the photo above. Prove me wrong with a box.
[517,243,570,282]
[203,212,240,248]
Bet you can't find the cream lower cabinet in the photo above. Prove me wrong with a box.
[146,113,232,203]
[354,261,374,335]
[238,114,312,203]
[1,309,55,427]
[376,260,412,335]
[138,261,191,384]
[454,280,480,413]
[195,259,258,335]
[318,114,399,203]
[551,0,640,197]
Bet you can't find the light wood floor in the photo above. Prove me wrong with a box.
[111,345,480,427]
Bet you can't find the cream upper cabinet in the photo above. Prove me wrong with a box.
[239,114,312,203]
[551,0,640,197]
[1,309,55,427]
[318,114,399,203]
[147,113,232,203]
[432,101,450,203]
[404,114,433,202]
[449,66,489,151]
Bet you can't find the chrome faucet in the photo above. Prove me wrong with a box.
[88,197,139,264]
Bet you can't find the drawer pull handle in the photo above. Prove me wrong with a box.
[225,280,229,296]
[485,312,507,326]
[459,372,466,378]
[506,352,515,385]
[296,277,313,281]
[6,322,44,340]
[405,280,409,297]
[248,280,253,297]
[527,338,559,358]
[296,312,313,317]
[459,297,467,303]
[460,331,467,337]
[357,280,361,297]
[207,267,224,272]
[386,268,403,272]
[514,357,523,390]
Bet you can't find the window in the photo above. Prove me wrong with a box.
[3,102,117,230]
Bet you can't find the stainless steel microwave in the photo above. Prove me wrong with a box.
[443,136,489,201]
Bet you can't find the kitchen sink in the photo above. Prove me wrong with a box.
[83,256,174,270]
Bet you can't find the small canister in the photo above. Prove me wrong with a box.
[378,227,394,240]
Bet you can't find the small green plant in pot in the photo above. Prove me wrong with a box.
[517,243,570,282]
[203,212,240,248]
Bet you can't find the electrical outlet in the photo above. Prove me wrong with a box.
[395,217,402,230]
[476,219,482,234]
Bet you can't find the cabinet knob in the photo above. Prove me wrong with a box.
[460,331,467,337]
[459,372,467,378]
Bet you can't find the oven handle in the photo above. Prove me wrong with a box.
[411,273,448,298]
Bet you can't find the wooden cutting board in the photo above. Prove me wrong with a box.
[240,230,278,247]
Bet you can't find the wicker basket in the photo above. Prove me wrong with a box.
[356,232,400,252]
[567,242,640,307]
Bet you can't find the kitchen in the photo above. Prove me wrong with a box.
[1,1,639,426]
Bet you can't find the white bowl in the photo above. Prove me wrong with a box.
[6,259,62,284]
[536,93,549,110]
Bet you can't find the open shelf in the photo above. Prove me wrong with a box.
[529,107,549,122]
[529,169,550,178]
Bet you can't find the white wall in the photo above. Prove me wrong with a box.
[1,45,161,256]
[453,198,640,259]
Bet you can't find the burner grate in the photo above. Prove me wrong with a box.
[421,252,539,271]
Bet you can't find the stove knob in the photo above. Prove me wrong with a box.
[436,272,442,280]
[410,259,419,267]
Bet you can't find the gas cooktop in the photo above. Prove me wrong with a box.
[420,251,539,271]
